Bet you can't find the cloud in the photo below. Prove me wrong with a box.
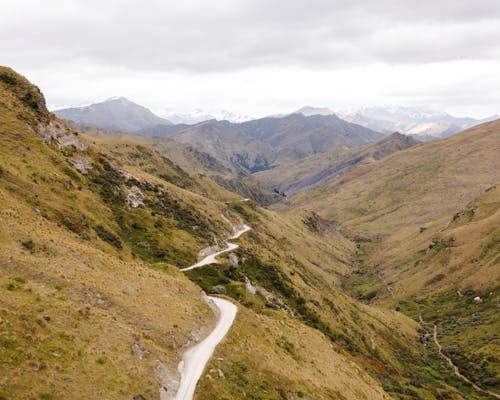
[1,0,500,72]
[1,0,499,117]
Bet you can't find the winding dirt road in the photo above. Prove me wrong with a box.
[173,297,237,400]
[172,223,251,400]
[180,225,251,272]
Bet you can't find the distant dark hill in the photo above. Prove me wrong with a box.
[255,132,419,195]
[239,113,384,160]
[139,113,385,173]
[54,97,172,133]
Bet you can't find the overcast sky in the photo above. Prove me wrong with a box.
[2,0,500,118]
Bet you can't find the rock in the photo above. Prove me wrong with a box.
[154,361,179,400]
[69,157,92,174]
[473,296,482,303]
[37,121,86,150]
[228,253,239,268]
[126,186,145,208]
[245,276,256,295]
[131,342,148,360]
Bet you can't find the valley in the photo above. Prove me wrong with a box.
[1,64,499,400]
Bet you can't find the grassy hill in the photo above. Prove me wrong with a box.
[255,132,419,195]
[75,126,282,205]
[289,120,500,395]
[1,65,496,400]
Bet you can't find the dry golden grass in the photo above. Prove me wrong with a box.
[289,120,500,296]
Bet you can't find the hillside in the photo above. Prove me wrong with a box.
[139,112,385,173]
[2,66,491,400]
[72,125,282,205]
[239,113,385,161]
[289,119,500,395]
[255,132,419,195]
[54,97,172,133]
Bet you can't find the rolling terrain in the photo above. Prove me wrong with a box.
[1,65,498,400]
[255,132,419,195]
[289,120,500,396]
[130,110,385,173]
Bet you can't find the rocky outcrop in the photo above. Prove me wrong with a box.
[125,185,145,208]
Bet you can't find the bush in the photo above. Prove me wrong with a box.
[22,91,39,110]
[21,239,35,251]
[94,225,122,249]
[0,72,17,85]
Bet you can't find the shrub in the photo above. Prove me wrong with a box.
[0,72,17,85]
[94,225,122,249]
[22,91,39,110]
[21,239,35,251]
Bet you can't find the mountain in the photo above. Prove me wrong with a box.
[53,96,172,133]
[290,119,500,395]
[294,105,336,116]
[158,108,254,124]
[139,113,385,174]
[341,106,499,140]
[239,113,385,160]
[74,124,283,206]
[256,132,420,195]
[4,65,493,400]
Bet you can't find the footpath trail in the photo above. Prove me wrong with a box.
[419,315,500,399]
[172,222,251,400]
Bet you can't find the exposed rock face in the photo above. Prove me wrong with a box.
[69,157,92,174]
[155,362,179,400]
[37,121,87,150]
[197,243,224,260]
[228,253,239,268]
[245,276,256,295]
[131,343,149,360]
[126,185,145,208]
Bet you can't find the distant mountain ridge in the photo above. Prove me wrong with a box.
[288,105,498,140]
[339,106,499,140]
[54,97,172,133]
[141,112,385,173]
[255,132,419,195]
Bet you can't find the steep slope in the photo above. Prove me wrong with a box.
[255,132,419,195]
[289,119,500,396]
[239,112,385,161]
[168,119,277,173]
[2,66,484,400]
[54,97,172,133]
[0,68,398,400]
[139,113,384,173]
[74,126,282,205]
[0,67,226,399]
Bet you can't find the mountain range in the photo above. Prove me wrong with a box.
[53,96,172,133]
[2,65,499,400]
[54,98,498,145]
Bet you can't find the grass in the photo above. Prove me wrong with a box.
[1,65,497,400]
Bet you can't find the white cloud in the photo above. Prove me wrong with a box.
[2,0,499,117]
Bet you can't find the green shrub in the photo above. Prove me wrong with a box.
[94,225,122,249]
[21,239,35,251]
[22,91,39,110]
[0,72,17,85]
